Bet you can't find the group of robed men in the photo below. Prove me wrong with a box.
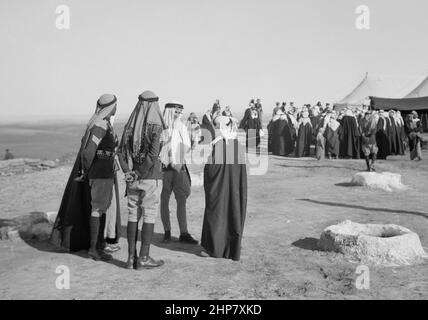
[268,103,424,171]
[199,99,265,153]
[50,92,248,270]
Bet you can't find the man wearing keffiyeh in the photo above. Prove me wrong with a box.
[360,111,379,171]
[159,102,197,244]
[118,90,166,270]
[50,94,119,261]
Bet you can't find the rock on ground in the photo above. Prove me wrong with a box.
[40,160,57,168]
[0,211,56,242]
[318,220,428,267]
[350,172,407,192]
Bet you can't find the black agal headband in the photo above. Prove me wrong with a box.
[165,103,184,110]
[97,95,117,108]
[139,96,159,102]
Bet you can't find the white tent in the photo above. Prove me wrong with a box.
[335,73,428,109]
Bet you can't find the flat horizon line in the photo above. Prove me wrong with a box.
[0,111,253,124]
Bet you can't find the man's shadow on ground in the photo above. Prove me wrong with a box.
[117,225,204,256]
[2,212,121,269]
[20,237,128,269]
[151,232,204,256]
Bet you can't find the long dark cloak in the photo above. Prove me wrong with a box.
[388,117,397,155]
[295,122,312,158]
[324,126,340,156]
[376,117,390,160]
[200,114,216,144]
[49,151,91,252]
[201,139,247,261]
[240,108,262,150]
[310,116,321,143]
[395,123,405,155]
[49,151,120,252]
[422,113,428,132]
[267,120,273,153]
[271,119,294,156]
[339,116,361,159]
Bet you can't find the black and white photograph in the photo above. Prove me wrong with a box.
[0,0,427,305]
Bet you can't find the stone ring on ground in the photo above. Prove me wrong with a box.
[318,220,428,267]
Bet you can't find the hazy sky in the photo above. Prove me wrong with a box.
[1,0,428,121]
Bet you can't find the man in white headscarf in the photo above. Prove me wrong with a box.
[392,110,405,155]
[159,103,197,245]
[295,110,313,157]
[324,111,341,159]
[200,115,247,261]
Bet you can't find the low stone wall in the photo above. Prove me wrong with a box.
[0,158,58,176]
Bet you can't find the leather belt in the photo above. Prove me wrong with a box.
[96,150,115,160]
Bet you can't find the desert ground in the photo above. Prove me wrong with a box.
[0,127,427,300]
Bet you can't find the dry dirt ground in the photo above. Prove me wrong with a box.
[0,149,427,300]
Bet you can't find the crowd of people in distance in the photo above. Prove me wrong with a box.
[185,99,264,154]
[267,101,425,170]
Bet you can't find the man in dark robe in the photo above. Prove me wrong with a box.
[388,110,398,155]
[200,104,220,144]
[295,111,313,158]
[271,111,294,156]
[200,116,247,261]
[272,102,281,117]
[339,111,361,159]
[310,107,322,144]
[239,101,262,153]
[392,111,405,156]
[50,94,119,260]
[255,98,263,122]
[422,112,428,132]
[397,111,407,152]
[376,111,391,160]
[324,113,340,159]
[267,119,273,153]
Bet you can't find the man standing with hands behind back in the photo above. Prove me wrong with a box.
[118,90,166,270]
